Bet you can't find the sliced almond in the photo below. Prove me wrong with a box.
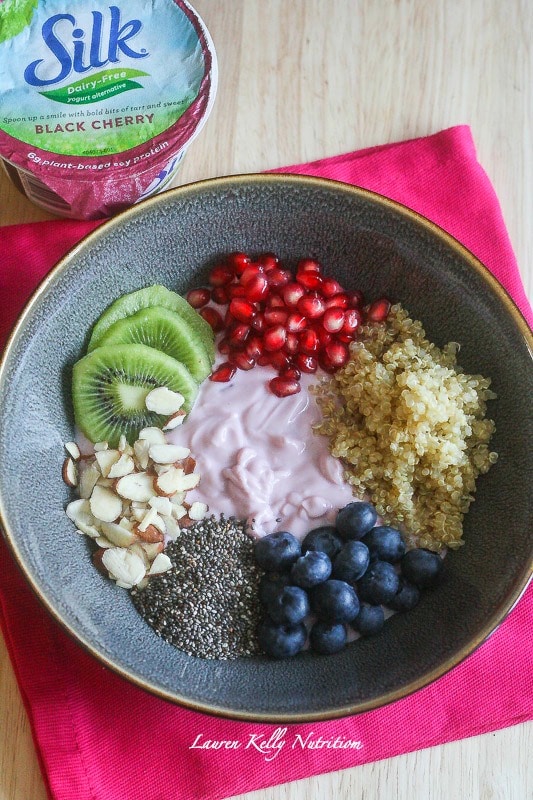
[107,453,135,479]
[170,491,186,505]
[135,523,164,543]
[138,426,166,446]
[90,485,122,523]
[78,461,101,499]
[188,501,208,521]
[66,498,100,537]
[65,441,81,461]
[93,441,109,452]
[131,506,148,522]
[118,434,128,452]
[154,467,185,497]
[149,443,190,464]
[96,476,114,487]
[145,387,184,416]
[100,521,138,548]
[141,541,165,560]
[163,410,186,430]
[115,471,155,502]
[162,514,180,540]
[62,457,78,488]
[148,552,172,575]
[148,496,173,516]
[102,547,146,586]
[95,448,120,478]
[135,576,149,591]
[175,472,201,492]
[137,506,158,532]
[170,503,187,521]
[118,517,134,531]
[133,439,150,470]
[95,536,115,549]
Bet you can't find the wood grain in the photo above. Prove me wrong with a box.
[0,1,531,799]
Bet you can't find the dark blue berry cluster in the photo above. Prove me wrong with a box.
[254,502,444,658]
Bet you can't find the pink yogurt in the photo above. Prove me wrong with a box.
[168,364,355,539]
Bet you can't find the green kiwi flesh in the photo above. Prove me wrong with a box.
[96,306,213,382]
[87,285,214,353]
[72,344,198,446]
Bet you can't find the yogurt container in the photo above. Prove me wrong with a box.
[0,0,217,218]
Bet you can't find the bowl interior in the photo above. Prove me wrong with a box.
[1,175,531,720]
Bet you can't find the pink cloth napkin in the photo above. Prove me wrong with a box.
[0,126,531,800]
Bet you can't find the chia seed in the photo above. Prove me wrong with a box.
[131,515,263,659]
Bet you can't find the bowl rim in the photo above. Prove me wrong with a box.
[1,172,532,722]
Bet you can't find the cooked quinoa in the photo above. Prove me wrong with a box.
[312,304,497,551]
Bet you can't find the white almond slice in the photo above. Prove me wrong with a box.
[96,477,114,488]
[118,517,134,531]
[95,449,120,478]
[118,434,127,452]
[138,427,166,446]
[175,472,201,492]
[102,547,146,586]
[107,454,135,479]
[162,514,180,540]
[78,462,101,499]
[131,507,147,522]
[115,580,134,589]
[137,506,158,532]
[133,439,150,470]
[90,485,122,523]
[140,541,165,561]
[153,463,173,476]
[145,387,184,416]
[135,577,149,591]
[65,499,101,538]
[163,410,186,430]
[100,521,138,548]
[154,467,185,497]
[188,501,208,521]
[93,441,109,452]
[149,443,190,464]
[115,471,155,502]
[129,543,151,569]
[170,503,187,521]
[170,491,186,505]
[65,441,81,461]
[95,536,115,549]
[62,457,78,488]
[148,553,172,576]
[148,496,173,516]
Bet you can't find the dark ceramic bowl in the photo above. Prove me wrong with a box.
[0,175,532,721]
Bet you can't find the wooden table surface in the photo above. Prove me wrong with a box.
[0,1,531,798]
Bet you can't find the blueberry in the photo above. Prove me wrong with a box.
[310,579,360,623]
[258,619,307,659]
[301,525,344,560]
[387,577,420,611]
[254,531,301,572]
[357,560,399,605]
[258,572,292,605]
[351,603,385,636]
[291,551,332,588]
[332,541,370,583]
[265,585,310,625]
[336,502,377,540]
[401,548,444,588]
[310,621,347,654]
[361,525,406,563]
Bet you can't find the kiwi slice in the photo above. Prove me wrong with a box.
[87,285,214,353]
[96,306,213,382]
[72,344,198,446]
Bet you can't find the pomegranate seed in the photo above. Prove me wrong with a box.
[267,294,286,309]
[325,293,349,309]
[322,307,345,333]
[296,271,323,290]
[251,312,265,333]
[286,312,307,332]
[336,331,355,343]
[209,264,233,287]
[296,353,318,373]
[285,332,299,355]
[297,294,326,319]
[199,307,224,332]
[228,322,250,348]
[244,274,269,302]
[269,376,301,397]
[257,354,271,366]
[296,258,321,274]
[342,308,362,335]
[347,290,365,308]
[211,286,229,304]
[229,350,256,371]
[245,335,264,359]
[218,337,230,354]
[312,324,332,348]
[324,341,349,368]
[263,324,287,351]
[229,298,256,323]
[320,278,343,298]
[282,282,305,307]
[281,366,301,381]
[257,252,279,271]
[240,263,264,287]
[227,252,251,275]
[299,328,319,354]
[366,298,391,322]
[267,267,291,288]
[268,350,291,372]
[319,353,337,374]
[186,287,211,308]
[264,308,288,326]
[224,307,234,325]
[210,363,236,382]
[227,284,247,299]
